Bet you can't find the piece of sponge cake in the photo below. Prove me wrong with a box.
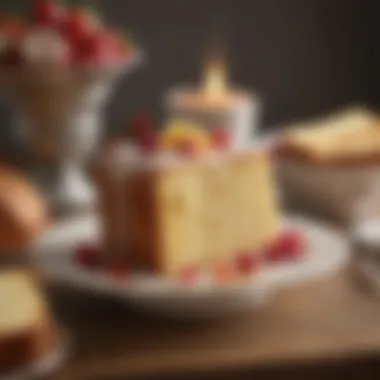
[0,270,53,373]
[98,145,281,275]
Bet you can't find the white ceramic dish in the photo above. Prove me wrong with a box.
[1,329,68,380]
[351,219,380,297]
[277,159,380,224]
[30,214,349,318]
[274,107,380,224]
[352,218,380,249]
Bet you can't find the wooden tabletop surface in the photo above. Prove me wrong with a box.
[48,261,380,380]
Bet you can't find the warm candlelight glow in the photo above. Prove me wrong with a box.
[203,60,227,97]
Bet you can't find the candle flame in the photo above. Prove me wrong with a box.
[203,61,227,97]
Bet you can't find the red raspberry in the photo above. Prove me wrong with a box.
[138,131,158,154]
[109,263,130,281]
[211,128,231,150]
[129,113,153,139]
[236,251,259,276]
[266,230,305,262]
[62,8,98,43]
[101,30,127,63]
[177,140,197,156]
[213,262,235,283]
[33,0,65,28]
[178,266,199,285]
[72,33,103,65]
[75,243,101,269]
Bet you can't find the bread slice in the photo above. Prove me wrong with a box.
[0,270,53,373]
[0,166,47,252]
[279,108,380,165]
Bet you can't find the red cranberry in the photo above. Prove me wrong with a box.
[213,262,235,282]
[138,131,158,154]
[236,251,259,275]
[266,230,305,262]
[211,128,231,150]
[75,243,101,269]
[177,140,197,156]
[178,266,199,285]
[73,33,103,65]
[33,0,66,28]
[109,263,130,281]
[62,8,99,45]
[101,30,127,63]
[129,113,153,138]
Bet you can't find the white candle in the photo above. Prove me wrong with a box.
[165,62,261,149]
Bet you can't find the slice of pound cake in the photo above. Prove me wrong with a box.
[96,120,281,275]
[0,270,54,373]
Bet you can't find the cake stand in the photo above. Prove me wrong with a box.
[30,214,349,319]
[1,51,143,213]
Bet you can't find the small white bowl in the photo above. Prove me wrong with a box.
[276,152,380,225]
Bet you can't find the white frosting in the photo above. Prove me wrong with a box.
[104,141,189,176]
[102,141,266,177]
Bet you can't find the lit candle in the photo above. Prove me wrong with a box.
[166,60,260,149]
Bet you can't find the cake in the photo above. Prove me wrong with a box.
[0,165,47,253]
[96,119,281,275]
[277,108,380,165]
[0,270,54,373]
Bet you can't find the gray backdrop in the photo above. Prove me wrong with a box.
[0,0,378,147]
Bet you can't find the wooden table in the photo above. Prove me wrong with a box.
[49,263,380,380]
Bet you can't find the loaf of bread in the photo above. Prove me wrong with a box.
[278,108,380,165]
[0,166,47,252]
[0,270,54,373]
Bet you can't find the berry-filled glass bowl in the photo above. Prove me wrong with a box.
[0,0,143,211]
[30,214,349,319]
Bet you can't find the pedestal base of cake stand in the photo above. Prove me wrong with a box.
[29,164,95,215]
[51,164,96,214]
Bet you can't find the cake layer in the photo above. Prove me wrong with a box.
[0,271,54,373]
[97,145,280,275]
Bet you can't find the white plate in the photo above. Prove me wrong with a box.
[30,214,349,318]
